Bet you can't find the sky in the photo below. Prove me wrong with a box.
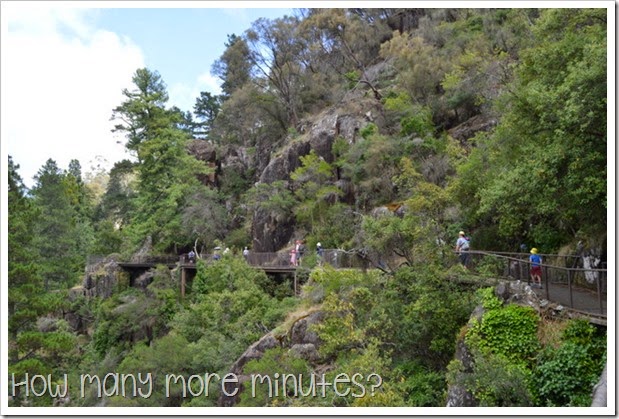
[1,2,295,187]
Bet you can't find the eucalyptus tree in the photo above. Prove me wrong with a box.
[245,15,305,126]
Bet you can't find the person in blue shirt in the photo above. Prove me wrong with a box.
[529,248,542,288]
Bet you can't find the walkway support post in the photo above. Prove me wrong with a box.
[181,267,186,299]
[567,269,574,309]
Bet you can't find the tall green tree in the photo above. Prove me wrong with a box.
[30,159,85,289]
[8,156,42,338]
[111,68,211,252]
[111,68,171,155]
[8,157,77,406]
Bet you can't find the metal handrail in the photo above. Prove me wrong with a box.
[87,249,607,316]
[463,250,607,316]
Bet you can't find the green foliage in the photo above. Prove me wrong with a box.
[394,266,476,369]
[474,255,504,277]
[92,282,180,359]
[192,257,269,296]
[7,8,609,408]
[447,348,533,407]
[475,287,503,311]
[455,290,606,407]
[466,296,540,366]
[452,8,607,249]
[116,333,195,407]
[245,180,295,218]
[31,158,93,289]
[111,68,212,252]
[530,320,606,406]
[359,123,378,139]
[193,91,222,138]
[391,360,446,406]
[345,70,360,89]
[172,256,298,375]
[531,342,603,407]
[313,293,366,358]
[383,91,435,137]
[239,347,311,406]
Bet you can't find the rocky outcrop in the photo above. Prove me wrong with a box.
[252,105,379,250]
[590,361,607,407]
[187,139,217,162]
[259,141,311,185]
[251,206,296,253]
[218,310,325,407]
[447,114,497,144]
[78,255,126,299]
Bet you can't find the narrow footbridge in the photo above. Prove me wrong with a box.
[91,249,607,323]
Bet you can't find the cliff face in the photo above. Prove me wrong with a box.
[250,100,383,252]
[187,88,497,254]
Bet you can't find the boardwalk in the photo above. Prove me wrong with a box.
[101,248,608,321]
[466,250,607,322]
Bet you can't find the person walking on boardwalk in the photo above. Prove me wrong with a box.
[316,242,324,265]
[529,248,543,288]
[455,231,470,267]
[290,248,298,266]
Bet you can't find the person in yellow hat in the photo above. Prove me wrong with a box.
[455,231,470,267]
[529,248,542,288]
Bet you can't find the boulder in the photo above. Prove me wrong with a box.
[289,343,320,363]
[187,139,217,162]
[290,311,324,347]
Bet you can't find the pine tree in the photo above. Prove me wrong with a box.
[111,68,211,252]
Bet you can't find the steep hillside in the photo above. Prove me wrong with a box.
[7,7,608,409]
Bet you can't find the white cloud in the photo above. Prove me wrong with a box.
[168,71,222,117]
[2,4,144,187]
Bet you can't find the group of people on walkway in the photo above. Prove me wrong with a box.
[289,240,325,267]
[455,230,543,286]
